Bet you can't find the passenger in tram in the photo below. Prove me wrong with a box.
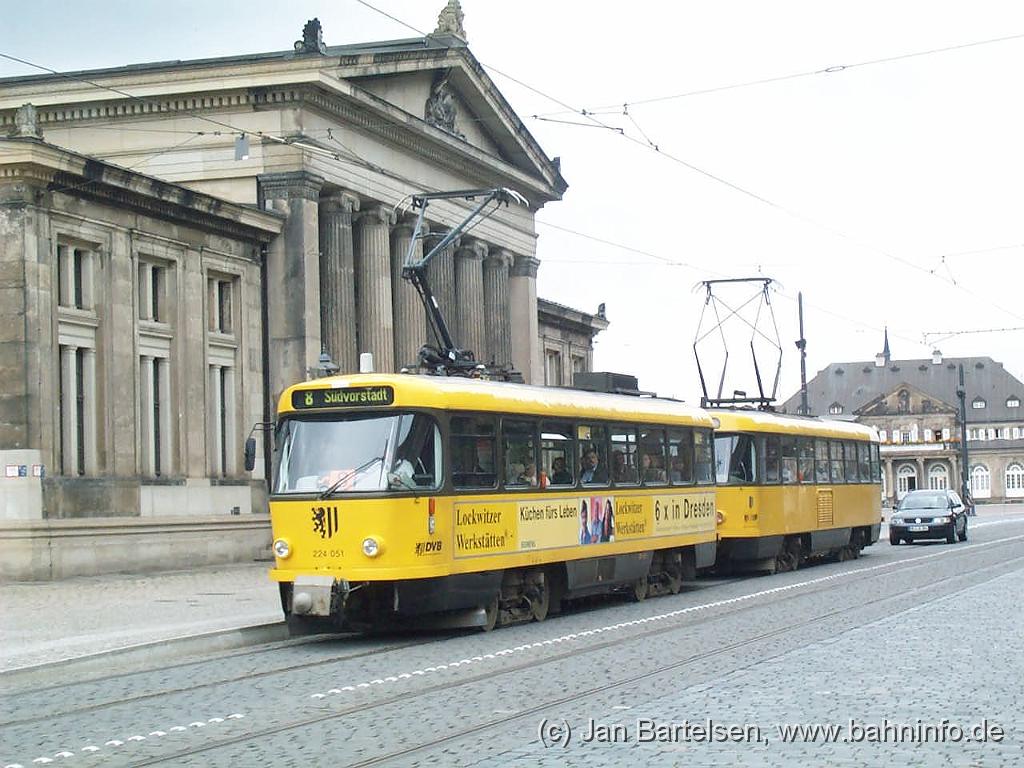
[517,463,538,487]
[612,450,637,484]
[641,453,666,483]
[550,456,573,485]
[581,449,607,485]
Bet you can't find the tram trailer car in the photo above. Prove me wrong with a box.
[265,374,720,634]
[712,409,882,573]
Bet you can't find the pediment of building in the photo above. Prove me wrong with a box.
[855,382,957,417]
[0,38,565,207]
[336,45,556,186]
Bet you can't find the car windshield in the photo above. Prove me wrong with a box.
[274,412,441,495]
[899,493,949,510]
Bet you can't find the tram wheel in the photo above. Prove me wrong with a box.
[630,577,649,602]
[481,596,500,632]
[665,569,683,595]
[530,577,550,622]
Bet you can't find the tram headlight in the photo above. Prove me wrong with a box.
[273,538,292,559]
[362,537,381,558]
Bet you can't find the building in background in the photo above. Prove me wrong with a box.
[0,5,607,579]
[538,299,609,387]
[780,337,1024,505]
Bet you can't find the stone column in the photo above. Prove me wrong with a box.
[223,365,237,475]
[356,205,396,373]
[318,192,361,373]
[420,235,454,350]
[483,248,514,367]
[209,364,223,476]
[60,345,78,475]
[82,348,97,475]
[391,218,426,370]
[509,254,541,384]
[140,355,155,476]
[454,240,486,360]
[916,457,926,489]
[258,171,324,401]
[883,458,894,505]
[157,357,172,476]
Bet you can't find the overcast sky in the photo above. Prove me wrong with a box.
[4,1,1024,403]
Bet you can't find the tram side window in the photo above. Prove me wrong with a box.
[610,425,639,485]
[857,442,871,483]
[830,440,846,483]
[389,413,442,490]
[639,428,667,485]
[541,421,575,487]
[451,415,497,489]
[870,443,881,482]
[578,423,609,486]
[797,437,815,484]
[815,438,831,483]
[503,418,539,489]
[845,440,860,483]
[694,428,715,485]
[764,435,781,484]
[715,433,757,485]
[781,435,798,483]
[667,427,694,485]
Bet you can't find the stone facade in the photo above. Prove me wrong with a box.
[0,138,282,577]
[0,11,568,395]
[538,299,609,387]
[0,11,610,578]
[781,347,1024,505]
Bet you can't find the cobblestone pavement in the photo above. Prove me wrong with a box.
[2,516,1023,767]
[0,563,280,671]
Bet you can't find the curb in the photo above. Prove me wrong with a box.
[0,621,288,691]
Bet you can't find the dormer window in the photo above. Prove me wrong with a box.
[972,398,986,409]
[1008,397,1020,408]
[828,402,843,415]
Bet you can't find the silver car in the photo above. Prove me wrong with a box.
[889,490,968,545]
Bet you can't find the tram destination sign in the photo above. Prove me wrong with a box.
[291,385,395,410]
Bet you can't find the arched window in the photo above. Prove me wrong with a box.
[1006,463,1024,498]
[1008,396,1020,408]
[971,464,991,499]
[972,398,986,410]
[928,463,949,490]
[828,402,843,415]
[896,464,917,498]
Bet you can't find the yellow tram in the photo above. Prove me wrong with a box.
[712,409,882,573]
[266,373,719,632]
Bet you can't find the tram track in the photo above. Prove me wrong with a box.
[0,632,452,730]
[123,535,1024,767]
[3,533,1017,733]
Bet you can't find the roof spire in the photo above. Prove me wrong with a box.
[434,0,467,41]
[883,326,891,364]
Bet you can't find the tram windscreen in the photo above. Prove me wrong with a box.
[274,412,441,494]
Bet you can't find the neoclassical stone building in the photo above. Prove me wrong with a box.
[0,6,607,578]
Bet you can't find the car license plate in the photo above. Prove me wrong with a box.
[909,525,929,532]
